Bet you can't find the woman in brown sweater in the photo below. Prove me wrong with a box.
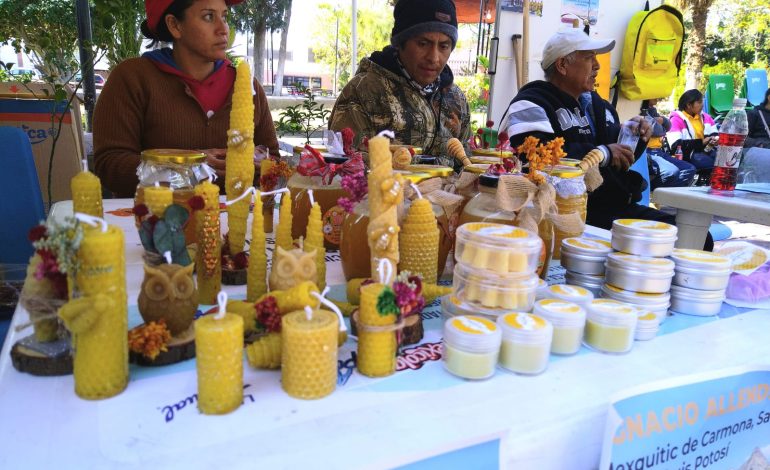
[93,0,279,197]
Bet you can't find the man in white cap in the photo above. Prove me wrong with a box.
[502,29,713,248]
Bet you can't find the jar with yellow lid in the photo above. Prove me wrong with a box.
[134,149,210,244]
[470,149,513,165]
[548,166,587,260]
[458,174,551,277]
[339,168,454,281]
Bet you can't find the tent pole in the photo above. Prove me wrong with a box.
[486,0,503,124]
[475,0,484,71]
[521,0,530,84]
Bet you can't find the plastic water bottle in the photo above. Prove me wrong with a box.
[674,145,683,160]
[710,98,749,191]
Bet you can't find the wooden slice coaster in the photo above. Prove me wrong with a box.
[11,336,73,376]
[129,323,196,367]
[221,267,247,285]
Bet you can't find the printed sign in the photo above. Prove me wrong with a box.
[601,366,770,470]
[501,0,544,16]
[561,0,600,25]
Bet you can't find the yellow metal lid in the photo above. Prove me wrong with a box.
[141,149,206,164]
[463,163,490,174]
[550,165,584,178]
[559,158,581,167]
[406,164,453,177]
[293,144,328,153]
[398,171,433,184]
[472,148,513,158]
[470,156,502,164]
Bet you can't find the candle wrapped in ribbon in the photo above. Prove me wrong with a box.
[296,145,365,186]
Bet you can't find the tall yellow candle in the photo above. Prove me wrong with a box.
[357,282,398,377]
[398,198,439,284]
[59,220,128,400]
[275,190,294,251]
[195,292,244,414]
[71,161,103,218]
[303,191,326,291]
[225,61,256,254]
[281,307,338,399]
[247,190,267,302]
[194,181,222,304]
[143,184,173,218]
[367,135,402,279]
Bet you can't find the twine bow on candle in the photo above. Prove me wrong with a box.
[297,146,365,185]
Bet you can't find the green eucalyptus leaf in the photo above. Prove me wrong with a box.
[163,204,189,228]
[139,220,156,252]
[152,220,173,254]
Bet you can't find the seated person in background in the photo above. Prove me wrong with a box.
[502,30,716,249]
[745,88,770,149]
[644,98,696,188]
[328,0,471,165]
[94,0,279,198]
[666,89,718,174]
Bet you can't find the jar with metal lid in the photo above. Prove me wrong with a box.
[453,262,539,310]
[442,315,502,380]
[458,174,551,277]
[584,299,638,354]
[669,285,725,316]
[600,283,670,324]
[560,237,613,275]
[497,312,553,375]
[670,249,732,291]
[604,252,675,294]
[542,284,594,308]
[532,299,586,355]
[564,271,605,297]
[611,219,678,257]
[134,149,210,245]
[339,168,453,281]
[633,309,660,341]
[548,166,587,260]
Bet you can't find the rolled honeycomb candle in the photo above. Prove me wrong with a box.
[194,181,221,304]
[195,293,244,414]
[357,282,398,377]
[304,193,327,291]
[71,162,103,218]
[144,185,172,218]
[247,190,268,302]
[281,307,338,399]
[398,198,439,284]
[275,190,294,251]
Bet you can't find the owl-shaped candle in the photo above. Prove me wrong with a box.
[247,190,268,302]
[275,190,294,251]
[58,219,128,400]
[398,198,439,284]
[195,292,244,414]
[269,246,318,291]
[143,184,173,218]
[225,61,256,255]
[194,180,222,304]
[367,135,403,279]
[71,160,103,218]
[138,263,198,335]
[281,307,338,399]
[303,192,326,291]
[357,281,399,377]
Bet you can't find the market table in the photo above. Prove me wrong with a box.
[652,184,770,249]
[0,199,767,470]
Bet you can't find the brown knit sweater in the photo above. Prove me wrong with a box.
[93,57,278,197]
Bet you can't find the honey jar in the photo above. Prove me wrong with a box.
[548,166,587,260]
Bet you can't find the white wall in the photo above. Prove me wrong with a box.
[488,0,664,126]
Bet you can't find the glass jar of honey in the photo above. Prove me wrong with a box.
[458,174,552,278]
[134,149,209,245]
[548,166,587,260]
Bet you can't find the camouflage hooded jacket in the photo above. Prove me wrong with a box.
[329,46,471,164]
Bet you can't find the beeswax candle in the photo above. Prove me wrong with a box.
[281,307,338,399]
[225,61,256,254]
[304,190,326,290]
[194,181,222,304]
[357,282,398,377]
[246,190,267,302]
[255,280,320,313]
[195,292,244,414]
[398,198,439,284]
[275,190,294,250]
[367,134,402,279]
[71,160,103,218]
[144,184,172,217]
[60,218,127,399]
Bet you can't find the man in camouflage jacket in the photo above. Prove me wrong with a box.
[329,0,470,165]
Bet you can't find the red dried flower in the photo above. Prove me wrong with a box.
[341,127,356,156]
[255,296,281,333]
[188,196,205,211]
[28,225,47,243]
[132,203,149,218]
[486,120,495,128]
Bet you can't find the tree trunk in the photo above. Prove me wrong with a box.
[273,1,292,96]
[685,9,708,90]
[252,18,267,84]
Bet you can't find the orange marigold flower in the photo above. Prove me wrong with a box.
[128,320,172,360]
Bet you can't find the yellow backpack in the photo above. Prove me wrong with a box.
[618,4,684,100]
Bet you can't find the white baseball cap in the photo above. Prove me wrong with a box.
[541,29,615,70]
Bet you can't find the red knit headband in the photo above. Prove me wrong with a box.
[145,0,245,36]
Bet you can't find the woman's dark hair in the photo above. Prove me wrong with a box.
[140,0,196,47]
[678,89,703,111]
[763,87,770,107]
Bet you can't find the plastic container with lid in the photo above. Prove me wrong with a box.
[453,263,539,310]
[455,222,543,275]
[440,294,511,322]
[564,270,605,297]
[583,299,638,354]
[633,309,660,341]
[548,166,588,260]
[535,278,549,300]
[442,315,502,380]
[604,252,675,294]
[600,283,670,324]
[542,284,594,308]
[560,237,613,275]
[532,299,586,355]
[611,219,678,257]
[669,285,725,317]
[670,249,732,291]
[496,313,553,375]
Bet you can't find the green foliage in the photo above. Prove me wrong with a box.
[92,0,144,67]
[230,0,292,33]
[455,72,489,114]
[139,205,192,266]
[701,59,749,95]
[311,2,393,88]
[274,84,331,144]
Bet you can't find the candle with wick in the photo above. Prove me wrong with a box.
[195,291,244,414]
[367,132,403,279]
[357,259,399,377]
[194,179,221,304]
[144,181,173,218]
[71,158,103,218]
[303,189,327,291]
[398,182,440,284]
[275,189,294,250]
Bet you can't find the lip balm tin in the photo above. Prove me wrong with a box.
[533,299,586,355]
[604,252,675,294]
[669,285,725,317]
[453,263,539,311]
[633,309,660,341]
[564,271,605,297]
[496,313,553,375]
[670,249,732,291]
[560,237,613,275]
[455,222,543,275]
[600,283,670,324]
[542,284,594,309]
[611,219,678,257]
[442,315,502,380]
[584,299,638,354]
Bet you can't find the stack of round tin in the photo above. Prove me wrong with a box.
[668,249,731,316]
[559,237,613,296]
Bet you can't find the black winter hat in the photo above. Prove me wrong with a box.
[391,0,458,49]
